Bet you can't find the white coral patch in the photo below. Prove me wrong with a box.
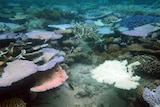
[90,60,140,90]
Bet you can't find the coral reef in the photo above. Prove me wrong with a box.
[0,29,66,91]
[1,2,160,107]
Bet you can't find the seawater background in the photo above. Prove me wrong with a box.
[0,0,157,6]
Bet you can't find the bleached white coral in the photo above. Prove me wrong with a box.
[90,60,140,90]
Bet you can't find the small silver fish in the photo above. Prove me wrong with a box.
[63,82,74,90]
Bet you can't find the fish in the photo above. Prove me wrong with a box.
[63,82,74,90]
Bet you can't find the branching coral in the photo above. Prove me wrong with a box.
[72,22,97,39]
[72,22,104,45]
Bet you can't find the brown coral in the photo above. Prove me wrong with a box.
[139,60,160,75]
[0,96,26,107]
[34,9,62,20]
[103,15,119,24]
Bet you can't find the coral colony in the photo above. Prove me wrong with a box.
[0,30,68,92]
[119,14,160,30]
[90,60,141,90]
[143,86,160,107]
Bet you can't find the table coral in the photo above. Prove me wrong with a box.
[30,65,68,92]
[0,60,37,87]
[25,30,63,41]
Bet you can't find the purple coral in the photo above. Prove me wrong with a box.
[37,56,64,71]
[143,86,160,107]
[119,14,160,30]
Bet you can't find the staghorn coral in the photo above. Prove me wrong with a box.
[72,22,98,39]
[72,22,103,46]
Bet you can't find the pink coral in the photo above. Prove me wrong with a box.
[30,65,68,92]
